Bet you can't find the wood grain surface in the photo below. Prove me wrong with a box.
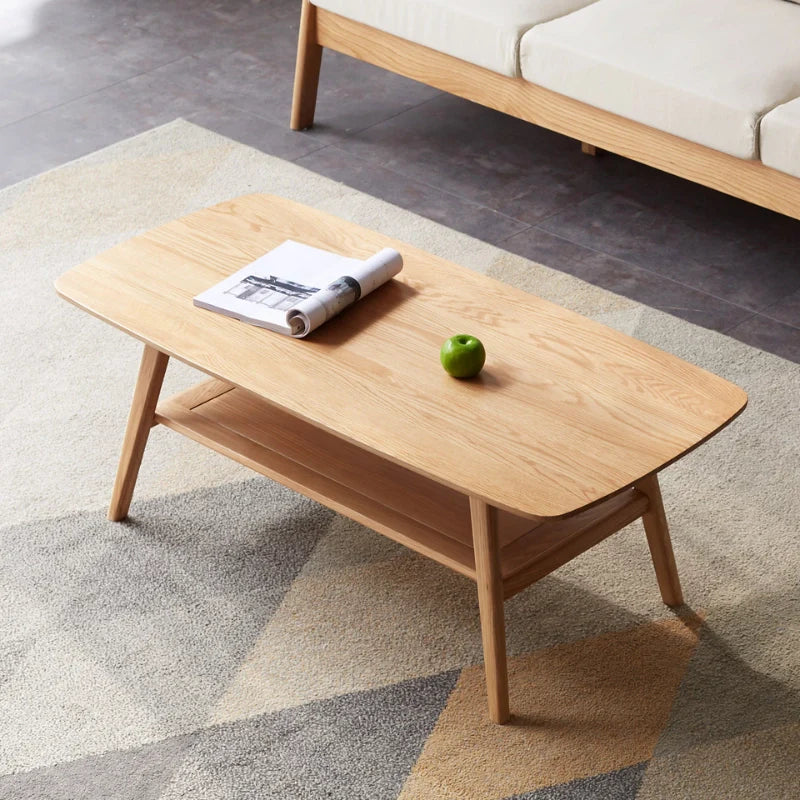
[107,345,169,521]
[55,194,747,519]
[470,497,509,724]
[151,380,649,588]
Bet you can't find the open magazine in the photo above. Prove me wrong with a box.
[193,239,403,338]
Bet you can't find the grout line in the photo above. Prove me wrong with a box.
[292,142,531,231]
[0,51,195,133]
[325,88,446,139]
[211,83,445,153]
[717,309,760,336]
[288,142,331,164]
[503,224,765,316]
[525,191,608,228]
[186,102,331,162]
[183,116,330,164]
[747,300,800,332]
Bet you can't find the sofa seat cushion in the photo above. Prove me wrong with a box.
[519,0,800,159]
[313,0,599,78]
[761,99,800,179]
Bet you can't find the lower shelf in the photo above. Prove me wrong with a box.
[155,379,649,596]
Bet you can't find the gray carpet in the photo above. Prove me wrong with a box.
[1,119,798,799]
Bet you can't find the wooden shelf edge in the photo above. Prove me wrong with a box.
[154,385,477,581]
[153,382,652,601]
[501,489,649,599]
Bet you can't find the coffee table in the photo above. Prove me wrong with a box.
[55,194,746,724]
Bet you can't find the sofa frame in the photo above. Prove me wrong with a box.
[290,0,800,222]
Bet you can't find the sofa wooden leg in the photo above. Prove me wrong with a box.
[291,0,323,130]
[581,142,599,156]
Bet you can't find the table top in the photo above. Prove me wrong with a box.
[55,194,746,519]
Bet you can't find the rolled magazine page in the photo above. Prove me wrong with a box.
[286,247,403,337]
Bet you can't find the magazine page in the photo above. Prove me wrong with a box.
[193,240,403,337]
[193,240,364,334]
[287,247,403,337]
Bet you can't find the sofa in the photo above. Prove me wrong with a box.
[290,0,800,222]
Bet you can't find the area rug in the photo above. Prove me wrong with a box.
[1,119,798,799]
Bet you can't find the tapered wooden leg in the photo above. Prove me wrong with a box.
[108,345,169,521]
[470,496,510,724]
[637,473,684,606]
[581,142,598,156]
[290,0,323,130]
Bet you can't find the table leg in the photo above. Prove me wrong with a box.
[637,473,684,607]
[108,345,169,522]
[469,496,510,724]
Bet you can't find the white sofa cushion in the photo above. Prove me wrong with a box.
[312,0,599,78]
[519,0,800,159]
[761,98,800,179]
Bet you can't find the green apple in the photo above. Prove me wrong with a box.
[440,334,486,378]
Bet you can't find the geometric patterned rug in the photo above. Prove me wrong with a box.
[1,120,798,799]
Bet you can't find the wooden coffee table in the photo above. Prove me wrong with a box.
[55,194,746,724]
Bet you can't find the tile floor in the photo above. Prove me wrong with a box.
[2,0,798,361]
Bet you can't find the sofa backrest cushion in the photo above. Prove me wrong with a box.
[313,0,600,77]
[520,0,800,159]
[761,97,800,179]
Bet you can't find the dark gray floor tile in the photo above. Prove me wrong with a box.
[106,0,280,57]
[537,191,800,312]
[1,0,296,105]
[313,51,443,136]
[257,0,312,20]
[621,167,759,226]
[0,49,157,129]
[180,29,441,134]
[2,3,192,74]
[758,289,800,330]
[0,0,438,184]
[1,0,128,50]
[0,111,138,189]
[0,61,207,187]
[136,3,440,137]
[619,167,800,277]
[319,93,641,223]
[502,227,753,332]
[296,144,531,243]
[723,314,800,364]
[152,48,298,128]
[574,250,755,332]
[185,105,324,161]
[499,226,608,272]
[0,2,200,127]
